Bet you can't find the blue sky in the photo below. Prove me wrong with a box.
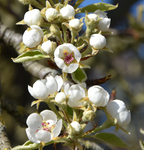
[79,0,144,19]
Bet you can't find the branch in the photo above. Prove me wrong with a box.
[0,22,59,79]
[0,78,11,149]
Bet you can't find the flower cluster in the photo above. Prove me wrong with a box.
[14,0,131,150]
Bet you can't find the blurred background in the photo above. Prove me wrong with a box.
[0,0,144,149]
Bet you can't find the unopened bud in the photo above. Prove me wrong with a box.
[82,110,96,122]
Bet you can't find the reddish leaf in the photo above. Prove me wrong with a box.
[47,59,59,69]
[110,88,116,102]
[86,75,111,86]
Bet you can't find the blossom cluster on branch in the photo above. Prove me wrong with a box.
[12,0,131,150]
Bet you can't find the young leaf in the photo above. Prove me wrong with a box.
[93,132,130,148]
[80,3,118,13]
[12,50,49,63]
[71,68,87,83]
[74,0,85,8]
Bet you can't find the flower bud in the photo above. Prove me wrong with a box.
[70,121,81,133]
[88,85,109,107]
[90,34,106,49]
[23,25,44,48]
[106,99,131,126]
[94,9,111,31]
[87,14,98,22]
[24,9,42,26]
[41,40,57,54]
[60,4,75,20]
[98,18,111,31]
[69,19,81,30]
[82,110,96,122]
[45,8,59,22]
[55,92,66,104]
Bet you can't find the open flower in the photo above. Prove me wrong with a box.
[26,110,62,143]
[54,43,81,73]
[28,75,63,99]
[88,85,109,107]
[90,34,106,49]
[94,9,111,31]
[24,9,42,26]
[23,25,44,48]
[60,4,75,20]
[106,99,131,126]
[64,83,86,107]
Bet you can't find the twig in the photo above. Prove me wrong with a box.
[0,22,59,79]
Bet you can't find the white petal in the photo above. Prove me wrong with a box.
[24,9,42,26]
[60,4,75,20]
[40,110,57,123]
[26,128,40,143]
[64,83,70,95]
[28,85,39,99]
[55,92,66,104]
[117,110,131,126]
[63,63,79,73]
[54,57,66,70]
[55,75,63,91]
[32,80,49,99]
[53,119,62,137]
[26,113,42,130]
[70,121,81,133]
[46,76,58,95]
[36,130,52,143]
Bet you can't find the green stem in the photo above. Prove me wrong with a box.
[85,27,92,38]
[39,0,46,6]
[62,25,68,43]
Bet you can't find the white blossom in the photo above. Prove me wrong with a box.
[54,43,81,73]
[24,9,42,26]
[88,85,109,107]
[90,34,106,49]
[45,8,59,22]
[23,25,44,48]
[70,121,81,133]
[87,14,98,21]
[64,83,86,107]
[69,19,81,29]
[41,40,56,54]
[106,99,131,126]
[94,9,111,31]
[28,75,63,99]
[26,110,62,143]
[60,4,75,20]
[55,92,66,104]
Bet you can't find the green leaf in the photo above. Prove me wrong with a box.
[92,133,130,148]
[80,3,118,13]
[74,0,85,8]
[12,50,49,63]
[71,68,87,83]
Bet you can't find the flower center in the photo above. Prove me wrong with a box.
[64,52,74,64]
[36,121,55,133]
